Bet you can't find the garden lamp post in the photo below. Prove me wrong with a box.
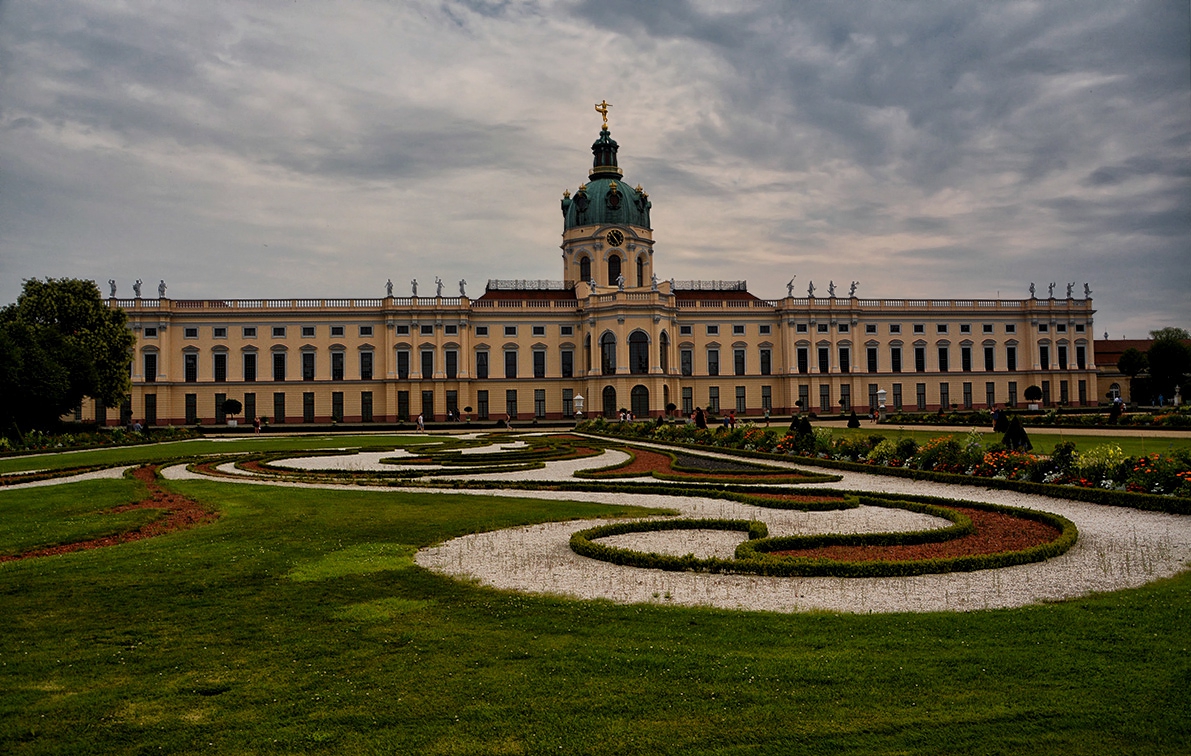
[877,388,887,421]
[573,393,584,420]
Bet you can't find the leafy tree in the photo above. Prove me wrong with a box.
[1146,329,1191,402]
[221,398,243,418]
[1024,385,1043,402]
[0,278,135,432]
[1116,348,1148,379]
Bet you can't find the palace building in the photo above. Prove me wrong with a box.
[103,109,1098,426]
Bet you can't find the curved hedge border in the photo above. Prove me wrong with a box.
[569,494,1077,578]
[574,445,841,486]
[576,431,1191,515]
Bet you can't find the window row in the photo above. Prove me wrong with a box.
[177,325,376,339]
[791,343,1088,375]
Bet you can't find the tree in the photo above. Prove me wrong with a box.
[1146,329,1191,402]
[0,278,135,432]
[1116,348,1148,379]
[221,398,243,418]
[1023,385,1043,403]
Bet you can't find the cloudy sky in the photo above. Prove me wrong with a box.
[1,0,1187,337]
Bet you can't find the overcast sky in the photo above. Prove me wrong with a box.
[1,0,1187,337]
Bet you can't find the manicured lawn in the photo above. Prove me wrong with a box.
[1,471,1187,754]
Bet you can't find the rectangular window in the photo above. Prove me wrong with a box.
[838,324,849,334]
[939,382,950,410]
[707,386,720,413]
[1008,381,1018,408]
[838,347,850,374]
[866,324,877,334]
[505,389,518,420]
[331,391,344,423]
[331,326,344,338]
[214,353,227,382]
[983,324,993,334]
[707,349,719,376]
[273,392,286,424]
[868,383,878,410]
[839,384,850,412]
[986,382,996,408]
[892,383,903,411]
[1006,345,1017,372]
[818,346,829,374]
[915,347,926,373]
[213,327,227,339]
[475,351,489,379]
[244,352,257,382]
[477,389,489,420]
[144,353,157,383]
[707,325,719,336]
[817,324,828,334]
[303,392,315,423]
[1038,324,1049,333]
[301,352,315,381]
[504,350,517,379]
[937,347,949,373]
[445,350,458,379]
[360,352,373,381]
[1042,380,1051,406]
[534,389,546,418]
[421,350,434,378]
[798,384,809,411]
[796,324,808,333]
[937,324,948,334]
[421,390,434,419]
[397,390,410,421]
[797,347,809,374]
[560,325,573,336]
[916,383,927,411]
[185,353,198,382]
[185,393,197,424]
[272,352,285,382]
[532,326,546,337]
[960,324,971,334]
[504,326,517,337]
[474,326,488,337]
[361,391,373,422]
[1039,345,1050,370]
[1058,345,1068,370]
[331,352,344,381]
[680,349,693,376]
[185,327,199,339]
[890,324,901,334]
[913,324,925,334]
[983,346,995,372]
[735,386,746,413]
[1059,380,1069,405]
[397,351,410,380]
[396,325,410,335]
[244,393,255,426]
[1078,379,1087,406]
[682,386,693,415]
[734,349,746,376]
[759,325,771,335]
[563,388,574,417]
[302,326,316,338]
[1076,345,1086,370]
[1005,324,1016,334]
[760,349,771,376]
[680,325,692,336]
[243,327,257,338]
[761,385,772,411]
[533,350,546,378]
[961,346,972,372]
[867,346,878,373]
[445,325,458,336]
[891,346,902,373]
[963,381,973,409]
[819,384,831,413]
[733,325,745,335]
[359,326,373,337]
[446,390,458,418]
[272,327,285,338]
[420,325,434,336]
[561,350,574,378]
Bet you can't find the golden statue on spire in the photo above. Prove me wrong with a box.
[595,99,610,129]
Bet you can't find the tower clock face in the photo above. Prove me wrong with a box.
[606,229,624,247]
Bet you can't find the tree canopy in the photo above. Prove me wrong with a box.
[0,278,136,432]
[1146,328,1191,402]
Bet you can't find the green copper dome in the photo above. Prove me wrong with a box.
[561,127,652,231]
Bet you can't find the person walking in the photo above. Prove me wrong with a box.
[416,412,425,432]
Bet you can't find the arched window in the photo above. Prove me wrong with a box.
[636,256,644,288]
[631,385,650,418]
[602,385,617,418]
[659,331,670,373]
[579,256,591,282]
[608,255,622,285]
[629,331,649,374]
[600,332,617,375]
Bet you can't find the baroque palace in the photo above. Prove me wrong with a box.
[107,106,1098,426]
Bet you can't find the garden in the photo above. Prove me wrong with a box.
[1,429,1189,754]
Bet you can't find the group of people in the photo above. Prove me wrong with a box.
[686,407,738,429]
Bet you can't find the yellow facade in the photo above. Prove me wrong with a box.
[98,119,1098,426]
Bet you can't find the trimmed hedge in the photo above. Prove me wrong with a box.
[574,444,841,485]
[570,518,768,573]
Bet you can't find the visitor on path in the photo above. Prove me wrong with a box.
[763,408,770,427]
[693,407,707,430]
[416,413,425,432]
[253,416,261,434]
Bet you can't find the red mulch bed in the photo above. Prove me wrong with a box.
[0,465,218,563]
[745,492,849,505]
[594,448,810,480]
[770,506,1061,562]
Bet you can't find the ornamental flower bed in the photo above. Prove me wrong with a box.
[577,446,836,485]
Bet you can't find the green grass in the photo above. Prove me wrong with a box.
[0,459,1188,754]
[825,425,1191,457]
[0,478,156,556]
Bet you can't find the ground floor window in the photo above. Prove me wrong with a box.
[1078,380,1087,406]
[682,386,693,415]
[534,389,546,418]
[563,388,574,418]
[839,384,850,413]
[361,391,373,422]
[397,391,410,421]
[506,389,518,420]
[819,384,831,413]
[798,384,809,411]
[215,392,226,424]
[1060,380,1069,405]
[1008,381,1018,408]
[332,391,344,423]
[631,385,649,418]
[985,382,995,408]
[707,386,719,414]
[185,394,197,424]
[477,390,489,420]
[145,394,157,426]
[303,392,315,423]
[735,386,746,414]
[761,385,772,412]
[421,390,434,420]
[892,383,902,411]
[446,390,458,418]
[963,382,972,410]
[916,383,926,411]
[939,383,949,411]
[273,392,286,424]
[244,393,256,425]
